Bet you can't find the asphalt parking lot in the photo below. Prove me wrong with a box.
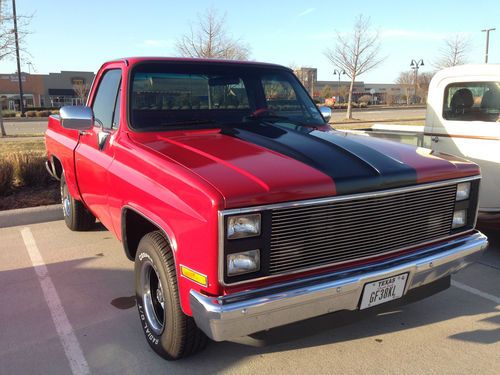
[0,220,499,374]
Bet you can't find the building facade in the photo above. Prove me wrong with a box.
[293,67,318,97]
[0,70,95,110]
[294,66,406,104]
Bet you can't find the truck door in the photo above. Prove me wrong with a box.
[431,79,500,211]
[75,68,122,230]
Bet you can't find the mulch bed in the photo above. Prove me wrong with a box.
[0,181,59,210]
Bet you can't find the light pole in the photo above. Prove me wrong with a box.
[12,0,25,116]
[26,61,34,74]
[410,59,424,104]
[481,28,496,63]
[333,69,346,103]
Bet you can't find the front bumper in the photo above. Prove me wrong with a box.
[190,231,488,341]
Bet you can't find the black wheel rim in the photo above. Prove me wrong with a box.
[140,260,165,335]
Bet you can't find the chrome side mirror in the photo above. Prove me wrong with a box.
[60,106,94,131]
[319,106,332,123]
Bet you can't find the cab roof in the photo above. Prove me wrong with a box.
[104,56,290,70]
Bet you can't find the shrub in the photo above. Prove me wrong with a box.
[0,158,14,195]
[26,106,59,111]
[2,110,16,118]
[12,152,51,187]
[26,110,37,117]
[358,95,372,104]
[50,110,60,115]
[333,103,348,109]
[36,110,51,117]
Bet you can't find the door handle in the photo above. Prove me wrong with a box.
[79,130,92,136]
[431,136,439,143]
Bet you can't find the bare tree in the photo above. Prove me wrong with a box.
[0,101,6,137]
[417,71,434,103]
[73,81,91,105]
[396,70,434,105]
[337,85,350,103]
[0,1,31,61]
[321,85,334,98]
[433,35,469,69]
[0,93,6,136]
[176,8,250,60]
[396,71,414,105]
[324,15,385,119]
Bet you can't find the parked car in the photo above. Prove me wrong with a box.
[426,64,500,213]
[345,64,500,214]
[45,57,488,360]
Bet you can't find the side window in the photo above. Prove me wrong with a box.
[92,69,122,129]
[443,81,500,122]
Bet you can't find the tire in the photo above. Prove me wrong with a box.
[135,231,208,360]
[60,173,95,231]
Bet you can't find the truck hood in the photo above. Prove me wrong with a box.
[129,123,479,208]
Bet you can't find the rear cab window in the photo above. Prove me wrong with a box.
[443,81,500,122]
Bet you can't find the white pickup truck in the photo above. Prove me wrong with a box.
[348,64,500,213]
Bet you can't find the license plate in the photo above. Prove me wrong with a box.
[360,273,409,310]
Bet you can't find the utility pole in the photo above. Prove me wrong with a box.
[481,28,496,63]
[12,0,25,116]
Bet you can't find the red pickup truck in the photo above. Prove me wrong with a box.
[45,57,488,360]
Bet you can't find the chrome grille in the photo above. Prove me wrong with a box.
[269,184,457,275]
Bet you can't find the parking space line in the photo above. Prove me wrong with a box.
[20,227,90,375]
[451,280,500,305]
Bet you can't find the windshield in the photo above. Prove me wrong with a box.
[129,63,325,130]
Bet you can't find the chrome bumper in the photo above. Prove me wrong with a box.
[190,231,488,341]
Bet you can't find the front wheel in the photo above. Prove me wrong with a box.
[60,173,95,231]
[135,231,208,360]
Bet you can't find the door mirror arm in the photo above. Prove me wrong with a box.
[97,129,111,151]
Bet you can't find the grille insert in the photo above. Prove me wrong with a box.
[269,184,456,275]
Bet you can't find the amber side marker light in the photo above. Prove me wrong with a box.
[180,265,208,286]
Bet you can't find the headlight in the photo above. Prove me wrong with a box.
[227,214,261,239]
[456,182,471,201]
[227,250,260,276]
[452,209,467,229]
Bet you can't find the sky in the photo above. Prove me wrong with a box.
[0,0,498,83]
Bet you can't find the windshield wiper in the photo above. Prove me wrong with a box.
[245,113,308,127]
[159,119,219,126]
[246,113,292,121]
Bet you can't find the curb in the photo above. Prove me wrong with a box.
[3,117,50,122]
[0,204,63,229]
[332,105,426,112]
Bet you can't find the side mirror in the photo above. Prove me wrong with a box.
[60,106,94,131]
[318,106,332,123]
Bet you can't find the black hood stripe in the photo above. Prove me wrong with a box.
[222,123,417,195]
